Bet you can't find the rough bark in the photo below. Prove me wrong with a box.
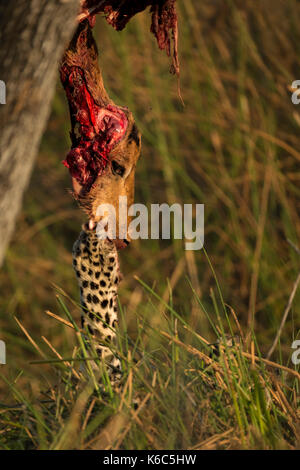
[0,0,80,267]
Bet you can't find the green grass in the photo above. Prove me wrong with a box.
[0,0,300,449]
[0,275,299,449]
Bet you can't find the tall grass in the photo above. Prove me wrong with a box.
[0,0,300,449]
[1,272,299,449]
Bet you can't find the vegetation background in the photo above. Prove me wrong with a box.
[0,0,299,450]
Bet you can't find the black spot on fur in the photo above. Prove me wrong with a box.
[104,272,110,277]
[100,280,106,287]
[93,261,100,266]
[109,298,113,308]
[87,293,92,303]
[109,257,115,263]
[114,277,119,284]
[95,272,100,279]
[88,325,94,335]
[128,123,140,147]
[101,299,108,308]
[90,281,98,290]
[88,269,93,276]
[81,264,87,272]
[73,259,77,266]
[82,280,88,288]
[92,295,99,304]
[105,312,110,324]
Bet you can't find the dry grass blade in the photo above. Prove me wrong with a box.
[241,352,300,381]
[45,310,74,329]
[82,397,97,432]
[267,271,300,359]
[41,336,81,380]
[14,316,46,359]
[226,304,245,343]
[189,428,234,450]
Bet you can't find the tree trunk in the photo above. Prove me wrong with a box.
[0,0,80,267]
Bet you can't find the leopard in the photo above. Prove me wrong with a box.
[72,224,123,384]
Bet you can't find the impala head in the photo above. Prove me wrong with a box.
[61,20,141,249]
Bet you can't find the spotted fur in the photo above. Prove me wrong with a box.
[72,226,122,382]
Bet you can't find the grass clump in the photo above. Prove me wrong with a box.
[1,271,299,450]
